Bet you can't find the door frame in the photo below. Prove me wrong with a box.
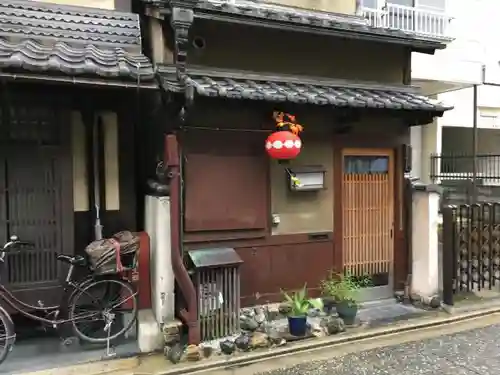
[333,140,405,296]
[341,148,395,302]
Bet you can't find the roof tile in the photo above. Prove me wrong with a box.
[158,65,452,113]
[0,0,154,83]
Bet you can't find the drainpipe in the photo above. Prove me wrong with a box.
[164,133,200,345]
[472,84,478,203]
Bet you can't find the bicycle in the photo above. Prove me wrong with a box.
[0,235,138,365]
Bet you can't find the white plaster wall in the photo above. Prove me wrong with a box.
[72,112,120,212]
[411,0,487,86]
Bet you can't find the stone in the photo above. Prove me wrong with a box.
[410,293,421,303]
[254,306,267,324]
[430,296,441,309]
[394,291,405,303]
[250,332,270,349]
[240,315,260,331]
[165,343,183,364]
[267,327,283,346]
[278,303,291,315]
[185,344,201,362]
[241,308,256,318]
[307,308,321,318]
[201,345,213,358]
[162,320,182,345]
[220,339,236,355]
[257,321,273,334]
[266,304,280,321]
[321,316,345,335]
[309,321,327,338]
[234,333,251,351]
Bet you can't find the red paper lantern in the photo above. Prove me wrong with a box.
[265,130,302,160]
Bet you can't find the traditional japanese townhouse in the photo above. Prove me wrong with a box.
[0,0,155,307]
[138,0,453,343]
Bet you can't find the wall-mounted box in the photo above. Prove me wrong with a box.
[288,165,326,192]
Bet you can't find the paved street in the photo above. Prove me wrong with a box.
[256,323,500,375]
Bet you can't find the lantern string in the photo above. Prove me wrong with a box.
[181,125,273,133]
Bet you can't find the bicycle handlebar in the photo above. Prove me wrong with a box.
[2,236,35,252]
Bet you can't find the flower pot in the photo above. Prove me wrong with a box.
[336,301,358,325]
[287,315,307,336]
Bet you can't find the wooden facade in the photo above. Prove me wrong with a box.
[0,83,152,307]
[140,0,450,318]
[175,102,411,306]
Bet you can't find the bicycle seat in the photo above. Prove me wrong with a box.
[57,254,86,267]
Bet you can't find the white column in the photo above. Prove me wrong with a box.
[411,184,441,298]
[420,118,442,184]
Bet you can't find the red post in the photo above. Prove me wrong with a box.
[122,231,151,310]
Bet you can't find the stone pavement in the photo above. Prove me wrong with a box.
[256,323,500,375]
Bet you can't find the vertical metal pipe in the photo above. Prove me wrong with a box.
[442,206,454,306]
[472,84,478,203]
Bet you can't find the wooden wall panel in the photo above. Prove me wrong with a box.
[236,240,334,307]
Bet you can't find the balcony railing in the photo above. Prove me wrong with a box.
[359,3,453,40]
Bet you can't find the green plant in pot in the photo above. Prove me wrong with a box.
[281,284,323,337]
[320,271,370,325]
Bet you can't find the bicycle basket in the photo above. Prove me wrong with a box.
[85,231,140,275]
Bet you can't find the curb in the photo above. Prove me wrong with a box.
[153,306,500,375]
[17,356,139,375]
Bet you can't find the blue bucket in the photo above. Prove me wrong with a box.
[287,316,307,336]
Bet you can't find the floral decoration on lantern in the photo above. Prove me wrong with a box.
[265,112,304,161]
[265,111,305,188]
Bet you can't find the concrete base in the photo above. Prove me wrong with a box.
[124,311,137,340]
[137,309,163,353]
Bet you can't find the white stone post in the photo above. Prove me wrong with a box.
[411,183,441,300]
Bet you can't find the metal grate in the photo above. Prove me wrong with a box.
[442,203,500,305]
[196,266,241,341]
[187,247,243,342]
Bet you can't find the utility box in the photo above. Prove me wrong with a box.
[187,248,243,341]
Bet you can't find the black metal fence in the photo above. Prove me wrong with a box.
[442,203,500,305]
[430,153,500,206]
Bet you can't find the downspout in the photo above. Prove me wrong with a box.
[164,3,200,345]
[164,133,199,345]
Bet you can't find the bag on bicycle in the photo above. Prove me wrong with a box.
[84,231,140,274]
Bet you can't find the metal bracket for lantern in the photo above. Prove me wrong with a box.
[187,248,243,341]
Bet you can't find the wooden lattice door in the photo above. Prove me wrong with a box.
[0,104,73,307]
[342,149,394,299]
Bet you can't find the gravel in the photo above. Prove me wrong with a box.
[256,323,500,375]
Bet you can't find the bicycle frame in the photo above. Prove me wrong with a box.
[0,256,98,327]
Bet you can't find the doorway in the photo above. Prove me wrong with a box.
[0,104,73,307]
[341,148,395,302]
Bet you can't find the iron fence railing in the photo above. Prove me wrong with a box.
[359,3,452,40]
[430,154,500,206]
[431,153,500,184]
[442,203,500,306]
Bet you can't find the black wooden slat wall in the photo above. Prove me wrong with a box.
[0,103,70,304]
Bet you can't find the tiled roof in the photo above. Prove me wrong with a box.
[0,0,155,84]
[143,0,449,49]
[158,65,452,114]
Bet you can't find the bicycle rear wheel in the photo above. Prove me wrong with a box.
[68,278,138,344]
[0,307,15,365]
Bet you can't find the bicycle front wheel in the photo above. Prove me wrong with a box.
[69,278,138,344]
[0,307,15,365]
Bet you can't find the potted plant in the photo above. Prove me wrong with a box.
[281,284,323,337]
[320,271,371,325]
